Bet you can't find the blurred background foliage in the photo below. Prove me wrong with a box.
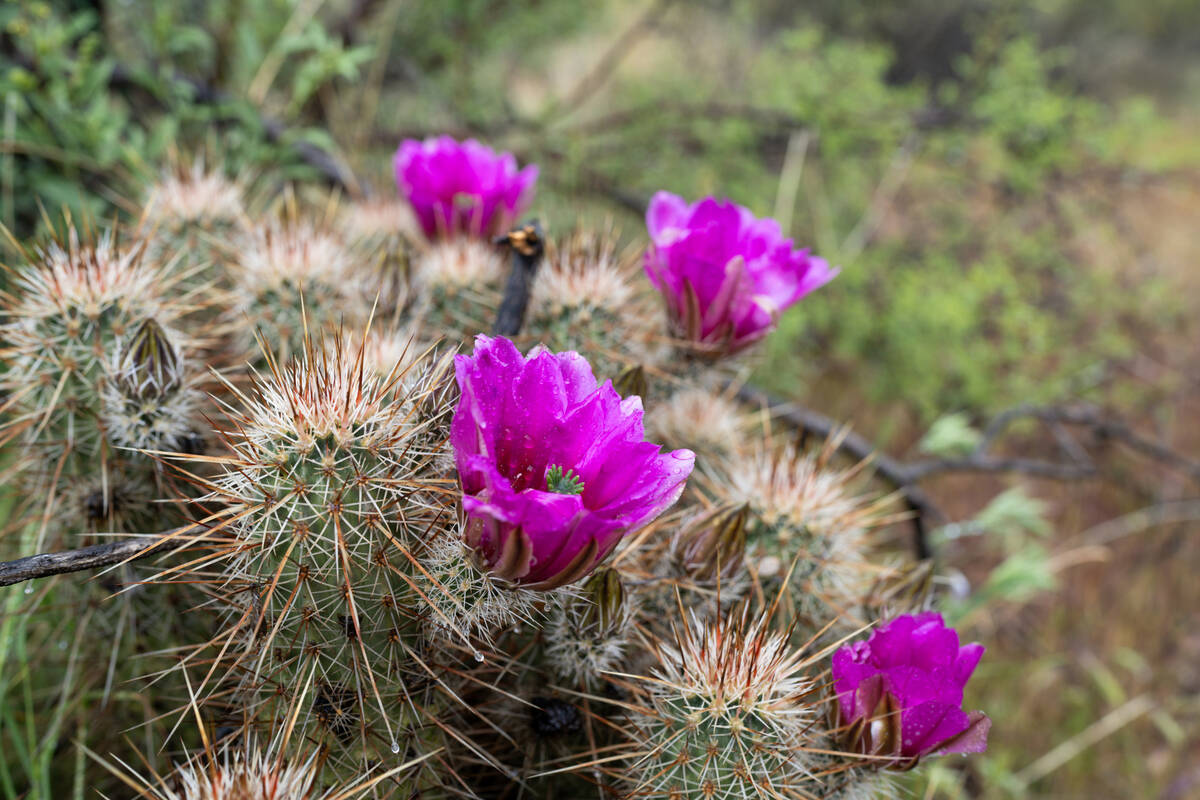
[1,0,1198,797]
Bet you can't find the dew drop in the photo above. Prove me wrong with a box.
[23,585,32,594]
[390,740,400,754]
[474,650,485,662]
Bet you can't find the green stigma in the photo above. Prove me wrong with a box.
[545,464,585,496]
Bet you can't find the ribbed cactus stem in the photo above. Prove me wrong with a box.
[624,605,821,799]
[178,336,463,786]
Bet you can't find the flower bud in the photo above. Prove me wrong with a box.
[116,319,182,400]
[612,364,647,401]
[579,567,626,636]
[545,566,634,686]
[673,503,748,583]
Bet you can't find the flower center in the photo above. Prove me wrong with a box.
[545,464,584,496]
[453,192,480,210]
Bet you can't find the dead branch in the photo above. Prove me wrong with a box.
[492,221,546,336]
[904,455,1098,482]
[556,0,677,117]
[734,389,1200,561]
[978,404,1200,485]
[0,531,184,588]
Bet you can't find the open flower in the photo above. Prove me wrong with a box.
[394,136,538,239]
[644,191,837,356]
[832,612,990,769]
[451,335,694,590]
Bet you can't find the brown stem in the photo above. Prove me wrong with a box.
[0,531,185,588]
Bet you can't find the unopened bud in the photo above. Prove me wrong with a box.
[674,503,748,583]
[580,567,626,635]
[117,319,182,400]
[612,364,647,400]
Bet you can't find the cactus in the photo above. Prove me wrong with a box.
[153,753,322,800]
[410,238,505,336]
[526,226,650,383]
[414,526,542,643]
[0,227,198,542]
[647,387,745,458]
[619,603,821,799]
[229,212,369,363]
[141,159,247,284]
[716,435,898,639]
[161,332,483,789]
[0,147,995,799]
[339,199,424,323]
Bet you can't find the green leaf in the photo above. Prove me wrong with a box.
[918,412,982,457]
[975,487,1051,541]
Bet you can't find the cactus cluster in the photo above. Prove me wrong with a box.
[0,227,201,540]
[0,138,988,799]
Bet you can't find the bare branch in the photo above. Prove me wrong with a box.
[732,389,1200,559]
[904,455,1098,482]
[555,0,677,117]
[492,221,546,337]
[0,531,184,588]
[1074,499,1200,548]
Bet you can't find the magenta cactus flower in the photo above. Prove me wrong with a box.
[644,191,837,356]
[393,136,538,239]
[451,335,694,590]
[832,612,990,768]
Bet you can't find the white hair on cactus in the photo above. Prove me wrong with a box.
[623,603,821,799]
[143,160,246,232]
[416,530,543,643]
[229,216,369,359]
[650,387,745,456]
[152,751,321,800]
[532,229,632,317]
[414,237,504,291]
[339,197,422,245]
